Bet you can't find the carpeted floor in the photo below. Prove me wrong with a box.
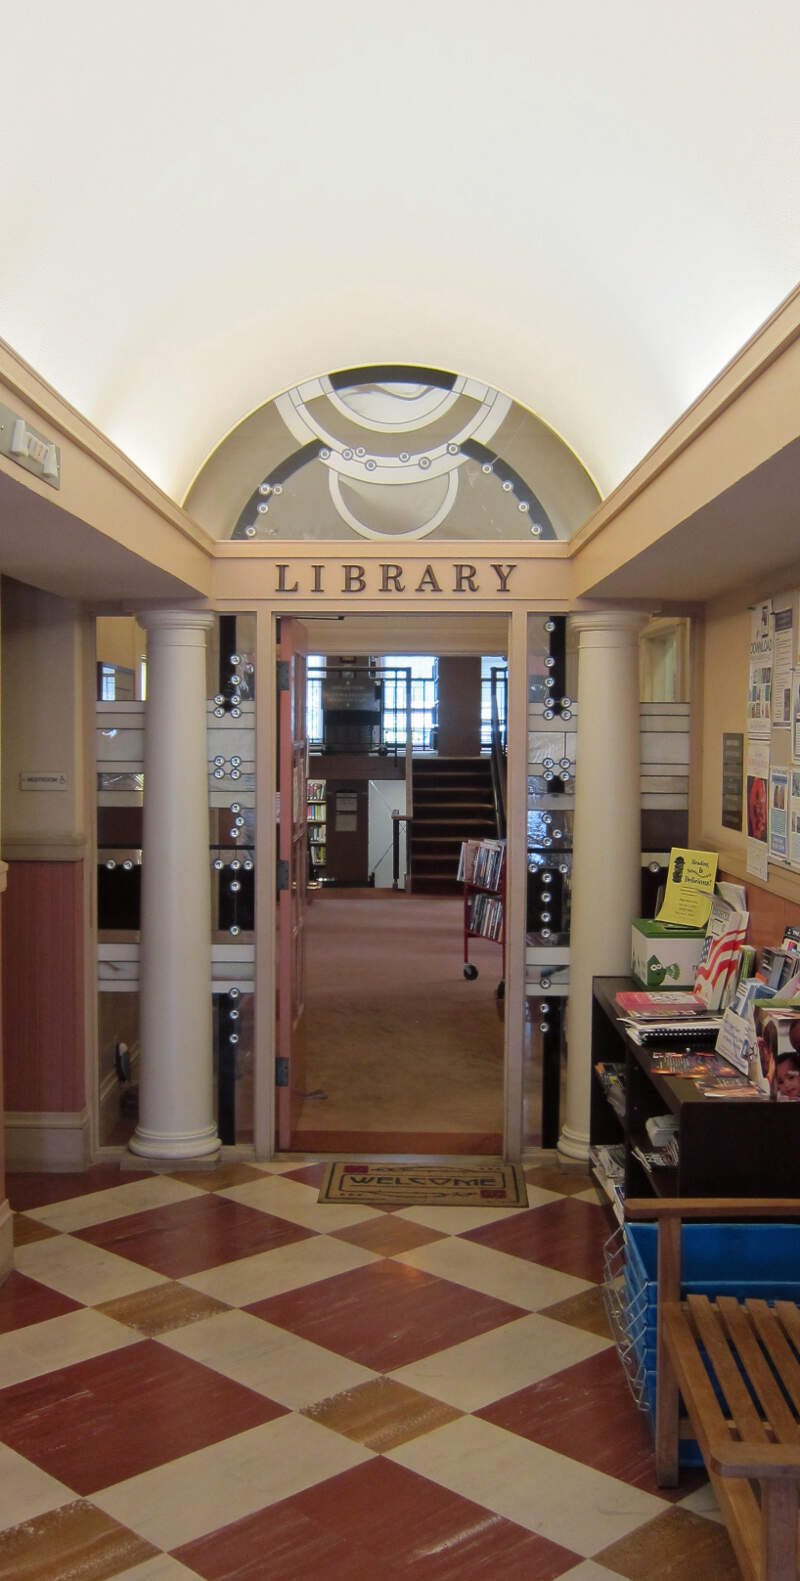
[293,894,505,1152]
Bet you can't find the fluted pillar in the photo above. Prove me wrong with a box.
[559,609,645,1162]
[130,611,219,1162]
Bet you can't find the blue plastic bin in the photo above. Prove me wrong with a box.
[624,1222,800,1466]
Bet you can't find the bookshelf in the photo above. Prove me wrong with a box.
[459,838,505,999]
[307,779,327,877]
[590,975,800,1210]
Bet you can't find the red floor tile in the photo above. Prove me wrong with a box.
[74,1194,315,1277]
[6,1167,133,1211]
[0,1270,82,1333]
[283,1457,581,1580]
[462,1196,614,1282]
[247,1258,527,1372]
[0,1339,287,1495]
[280,1163,331,1189]
[477,1347,705,1501]
[175,1499,396,1581]
[176,1457,580,1580]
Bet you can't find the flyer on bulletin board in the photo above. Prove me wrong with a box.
[655,847,718,927]
[746,737,770,881]
[747,600,773,739]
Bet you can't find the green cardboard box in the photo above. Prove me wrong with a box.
[631,917,706,989]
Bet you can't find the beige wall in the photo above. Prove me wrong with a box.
[1,581,91,853]
[96,616,145,682]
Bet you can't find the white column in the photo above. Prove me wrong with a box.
[559,609,645,1163]
[130,611,219,1162]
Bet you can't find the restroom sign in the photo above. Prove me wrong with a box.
[20,770,69,791]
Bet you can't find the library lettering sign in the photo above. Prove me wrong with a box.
[273,561,518,596]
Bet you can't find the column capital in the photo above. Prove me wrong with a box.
[137,609,215,641]
[568,608,648,640]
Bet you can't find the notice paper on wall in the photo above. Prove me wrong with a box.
[747,600,773,739]
[772,599,795,727]
[791,769,800,869]
[655,847,717,927]
[769,766,790,863]
[746,737,770,881]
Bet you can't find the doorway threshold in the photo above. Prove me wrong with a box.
[289,1129,503,1155]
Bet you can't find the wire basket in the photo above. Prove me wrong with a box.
[602,1222,649,1410]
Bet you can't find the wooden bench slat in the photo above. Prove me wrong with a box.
[716,1297,800,1444]
[745,1299,800,1422]
[663,1303,734,1450]
[686,1294,769,1443]
[774,1300,800,1356]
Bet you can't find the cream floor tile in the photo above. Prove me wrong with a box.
[678,1482,724,1523]
[393,1235,593,1310]
[220,1173,382,1231]
[182,1233,377,1306]
[0,1444,72,1530]
[387,1415,667,1557]
[157,1308,378,1407]
[390,1311,611,1411]
[250,1159,317,1173]
[394,1187,562,1234]
[573,1187,608,1206]
[13,1236,168,1305]
[0,1306,139,1388]
[25,1176,204,1232]
[555,1565,632,1580]
[93,1413,373,1550]
[114,1559,205,1580]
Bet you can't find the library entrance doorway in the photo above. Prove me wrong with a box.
[276,613,508,1157]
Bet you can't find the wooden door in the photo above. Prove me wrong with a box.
[277,618,307,1149]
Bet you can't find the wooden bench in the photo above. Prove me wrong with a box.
[625,1198,800,1581]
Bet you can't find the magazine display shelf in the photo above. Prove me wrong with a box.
[459,839,505,1002]
[590,976,800,1204]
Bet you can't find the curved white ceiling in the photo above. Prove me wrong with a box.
[2,0,798,507]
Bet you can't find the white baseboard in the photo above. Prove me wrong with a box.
[0,1198,12,1284]
[5,1109,90,1171]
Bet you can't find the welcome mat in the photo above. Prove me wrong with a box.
[318,1161,528,1207]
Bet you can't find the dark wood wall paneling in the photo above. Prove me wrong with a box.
[1,862,85,1112]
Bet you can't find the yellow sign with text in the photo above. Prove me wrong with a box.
[656,848,718,928]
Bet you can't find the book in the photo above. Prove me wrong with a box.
[649,1051,723,1078]
[615,990,708,1019]
[700,1074,767,1099]
[624,1018,722,1045]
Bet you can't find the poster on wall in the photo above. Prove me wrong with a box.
[790,769,800,869]
[746,736,770,881]
[772,598,795,727]
[769,766,790,863]
[792,672,800,762]
[747,600,773,738]
[721,732,744,830]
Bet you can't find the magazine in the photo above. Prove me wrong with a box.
[693,896,750,1010]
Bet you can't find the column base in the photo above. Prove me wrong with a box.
[557,1124,591,1164]
[129,1123,220,1164]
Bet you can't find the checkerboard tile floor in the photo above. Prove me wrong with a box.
[0,1161,741,1581]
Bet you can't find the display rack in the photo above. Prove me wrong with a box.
[590,975,800,1205]
[307,779,327,876]
[458,838,505,999]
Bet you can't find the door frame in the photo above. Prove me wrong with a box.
[247,602,530,1161]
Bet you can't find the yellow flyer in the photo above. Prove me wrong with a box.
[655,848,718,927]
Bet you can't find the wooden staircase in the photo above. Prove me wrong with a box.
[409,757,497,894]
